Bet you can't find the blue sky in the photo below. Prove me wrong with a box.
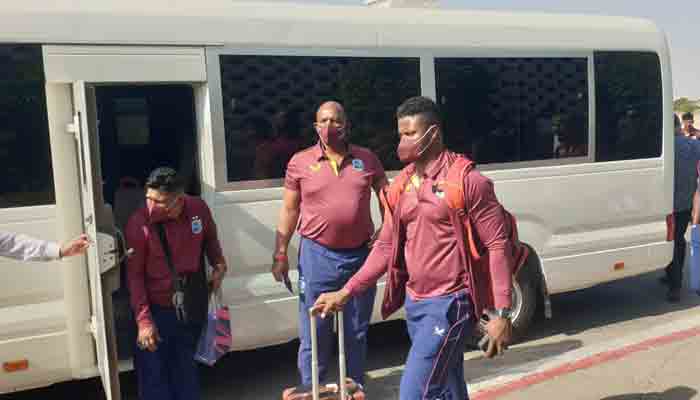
[282,0,699,99]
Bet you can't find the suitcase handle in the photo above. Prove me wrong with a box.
[309,308,347,400]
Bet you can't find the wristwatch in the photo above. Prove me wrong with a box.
[494,308,512,319]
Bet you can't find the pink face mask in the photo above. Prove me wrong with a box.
[147,196,184,223]
[317,125,346,149]
[397,125,438,164]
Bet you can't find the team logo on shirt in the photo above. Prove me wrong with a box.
[351,159,365,171]
[191,216,203,235]
[309,162,321,172]
[433,326,446,337]
[432,182,446,199]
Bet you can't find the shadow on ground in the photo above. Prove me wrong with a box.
[600,386,697,400]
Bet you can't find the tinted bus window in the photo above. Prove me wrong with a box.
[219,55,420,182]
[436,57,589,165]
[594,51,663,161]
[0,44,54,207]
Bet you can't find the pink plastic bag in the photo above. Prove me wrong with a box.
[194,290,232,366]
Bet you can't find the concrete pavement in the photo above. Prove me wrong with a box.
[476,327,700,400]
[471,310,700,400]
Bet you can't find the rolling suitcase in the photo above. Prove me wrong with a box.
[282,309,366,400]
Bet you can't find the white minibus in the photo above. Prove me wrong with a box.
[0,2,673,398]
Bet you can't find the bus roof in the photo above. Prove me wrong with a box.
[0,1,665,52]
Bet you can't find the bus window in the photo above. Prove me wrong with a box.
[0,44,54,208]
[594,51,663,162]
[435,57,589,165]
[218,55,421,184]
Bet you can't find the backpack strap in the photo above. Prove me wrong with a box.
[439,157,480,259]
[441,156,530,275]
[381,167,413,213]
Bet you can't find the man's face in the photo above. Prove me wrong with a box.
[683,118,695,131]
[398,115,430,141]
[314,106,346,132]
[146,188,183,216]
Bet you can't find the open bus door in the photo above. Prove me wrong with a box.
[69,81,122,400]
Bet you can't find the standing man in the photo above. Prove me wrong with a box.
[313,96,514,400]
[0,232,89,261]
[126,167,227,400]
[681,112,700,138]
[272,101,388,389]
[662,114,700,301]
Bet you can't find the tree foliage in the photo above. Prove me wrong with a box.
[673,97,700,114]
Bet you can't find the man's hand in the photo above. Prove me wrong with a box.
[210,263,227,291]
[271,254,290,283]
[485,317,512,359]
[60,234,91,258]
[137,324,161,352]
[311,289,352,318]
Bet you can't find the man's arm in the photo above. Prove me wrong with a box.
[466,170,514,357]
[466,171,513,310]
[344,216,392,295]
[201,202,227,290]
[125,220,153,330]
[0,231,61,261]
[372,176,389,224]
[371,153,389,223]
[0,231,88,262]
[313,202,394,316]
[271,188,301,282]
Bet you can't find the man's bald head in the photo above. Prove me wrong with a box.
[315,101,349,133]
[316,101,347,124]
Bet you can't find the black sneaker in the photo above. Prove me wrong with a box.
[667,289,681,303]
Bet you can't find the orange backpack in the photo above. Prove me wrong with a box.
[379,156,529,318]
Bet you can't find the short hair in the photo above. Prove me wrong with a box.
[682,112,694,121]
[145,167,184,193]
[396,96,442,127]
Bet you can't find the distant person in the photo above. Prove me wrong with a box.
[682,112,700,139]
[555,115,588,158]
[270,110,305,176]
[661,114,700,302]
[0,232,89,261]
[240,117,274,179]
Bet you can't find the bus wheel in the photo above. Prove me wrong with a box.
[510,260,538,342]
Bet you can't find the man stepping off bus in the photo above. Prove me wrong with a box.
[313,96,516,400]
[271,101,388,390]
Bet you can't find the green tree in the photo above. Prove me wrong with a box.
[673,97,700,114]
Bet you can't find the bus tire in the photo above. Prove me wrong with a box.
[510,260,539,342]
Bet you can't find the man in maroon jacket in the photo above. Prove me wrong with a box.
[314,96,514,400]
[126,167,227,400]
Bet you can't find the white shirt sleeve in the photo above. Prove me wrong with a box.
[0,231,61,262]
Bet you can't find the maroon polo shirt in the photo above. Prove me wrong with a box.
[345,150,512,307]
[126,195,224,329]
[284,143,387,249]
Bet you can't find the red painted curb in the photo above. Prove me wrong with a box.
[472,326,700,400]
